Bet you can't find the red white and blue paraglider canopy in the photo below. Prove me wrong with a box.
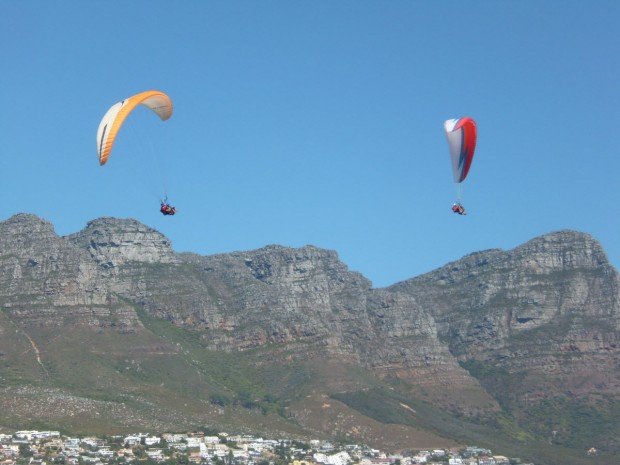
[444,117,477,184]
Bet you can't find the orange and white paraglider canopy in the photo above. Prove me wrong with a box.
[96,90,173,165]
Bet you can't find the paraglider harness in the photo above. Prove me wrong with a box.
[160,198,176,216]
[452,202,466,215]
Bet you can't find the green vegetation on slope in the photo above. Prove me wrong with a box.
[522,396,619,454]
[459,358,619,457]
[331,387,613,465]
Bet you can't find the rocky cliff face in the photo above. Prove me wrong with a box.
[0,215,618,457]
[0,214,137,330]
[100,226,484,398]
[390,231,620,399]
[67,217,177,267]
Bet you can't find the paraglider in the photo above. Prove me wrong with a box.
[96,90,175,215]
[160,204,176,215]
[452,202,466,215]
[160,197,176,216]
[444,117,477,215]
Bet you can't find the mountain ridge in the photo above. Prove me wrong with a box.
[0,213,617,465]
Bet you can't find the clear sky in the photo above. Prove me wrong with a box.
[1,1,618,287]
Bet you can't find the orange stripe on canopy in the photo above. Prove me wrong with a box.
[98,90,173,165]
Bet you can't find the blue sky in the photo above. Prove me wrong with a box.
[1,1,618,287]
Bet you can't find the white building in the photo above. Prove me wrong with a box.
[82,438,104,448]
[144,437,160,446]
[63,439,81,455]
[186,437,202,448]
[314,452,352,465]
[80,457,99,463]
[163,434,187,443]
[35,432,60,440]
[124,436,141,447]
[146,449,164,461]
[0,444,19,457]
[169,443,187,451]
[247,442,266,452]
[232,450,249,460]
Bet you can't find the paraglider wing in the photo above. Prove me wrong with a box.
[97,90,173,165]
[444,117,477,183]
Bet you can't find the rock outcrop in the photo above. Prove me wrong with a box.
[0,215,126,326]
[66,217,176,267]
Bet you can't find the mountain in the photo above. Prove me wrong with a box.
[0,214,618,465]
[390,231,619,399]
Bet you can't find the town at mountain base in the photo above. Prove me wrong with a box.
[0,214,618,465]
[0,429,536,465]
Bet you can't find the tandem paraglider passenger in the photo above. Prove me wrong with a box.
[160,200,176,216]
[452,203,466,215]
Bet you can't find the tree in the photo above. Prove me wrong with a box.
[18,444,33,458]
[176,453,189,465]
[199,427,220,436]
[133,445,147,459]
[210,394,232,407]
